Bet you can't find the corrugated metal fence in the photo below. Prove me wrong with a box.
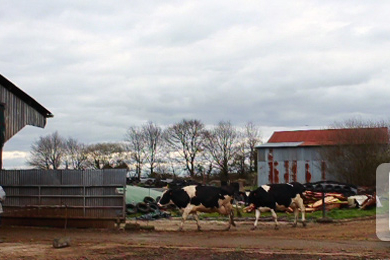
[0,169,127,228]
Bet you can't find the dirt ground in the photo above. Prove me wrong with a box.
[0,217,389,260]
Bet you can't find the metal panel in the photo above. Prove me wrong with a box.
[0,169,126,228]
[257,147,330,185]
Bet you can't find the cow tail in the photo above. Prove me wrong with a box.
[299,186,306,201]
[292,182,306,201]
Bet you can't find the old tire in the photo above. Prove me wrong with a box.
[126,203,137,215]
[149,203,159,212]
[325,184,333,192]
[314,184,323,192]
[143,196,156,204]
[136,202,150,214]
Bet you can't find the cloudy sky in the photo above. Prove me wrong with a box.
[1,0,389,169]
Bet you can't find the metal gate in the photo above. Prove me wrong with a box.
[0,169,126,228]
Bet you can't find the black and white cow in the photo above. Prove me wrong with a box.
[244,182,306,230]
[157,185,236,231]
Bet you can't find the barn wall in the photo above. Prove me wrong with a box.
[0,169,127,228]
[0,85,47,142]
[257,147,329,186]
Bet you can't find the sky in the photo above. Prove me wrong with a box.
[1,0,390,169]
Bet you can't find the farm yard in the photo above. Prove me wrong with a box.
[2,2,390,260]
[1,170,386,259]
[2,67,388,259]
[0,215,388,259]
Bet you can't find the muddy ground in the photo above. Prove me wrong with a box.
[0,217,389,259]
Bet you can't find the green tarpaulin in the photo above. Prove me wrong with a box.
[124,185,163,204]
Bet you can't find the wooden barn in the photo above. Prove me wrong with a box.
[256,128,389,185]
[0,74,53,168]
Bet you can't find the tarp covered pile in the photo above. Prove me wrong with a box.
[119,185,172,220]
[125,185,162,204]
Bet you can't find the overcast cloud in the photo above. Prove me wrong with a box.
[1,0,390,168]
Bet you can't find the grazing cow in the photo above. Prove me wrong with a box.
[244,182,306,230]
[157,185,236,231]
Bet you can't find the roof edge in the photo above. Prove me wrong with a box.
[256,142,304,148]
[266,127,389,146]
[0,74,53,118]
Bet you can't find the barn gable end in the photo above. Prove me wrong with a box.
[0,74,53,143]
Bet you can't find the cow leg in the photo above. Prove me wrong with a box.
[230,208,236,227]
[225,219,231,231]
[224,208,236,231]
[217,204,234,231]
[224,209,232,231]
[251,209,261,230]
[271,209,279,230]
[298,198,306,227]
[179,210,190,231]
[292,206,299,227]
[193,212,201,231]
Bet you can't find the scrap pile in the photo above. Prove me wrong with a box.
[303,181,377,212]
[303,191,349,212]
[349,194,377,210]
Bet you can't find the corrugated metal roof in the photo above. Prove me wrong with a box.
[266,128,389,147]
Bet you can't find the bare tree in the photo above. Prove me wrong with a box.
[197,151,215,183]
[160,140,181,177]
[125,126,147,179]
[28,131,65,169]
[244,122,262,173]
[85,143,124,169]
[231,137,249,177]
[321,118,390,186]
[63,138,88,170]
[143,122,163,176]
[203,121,239,182]
[165,119,205,177]
[231,122,262,178]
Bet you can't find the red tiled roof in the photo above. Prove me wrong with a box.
[267,128,389,146]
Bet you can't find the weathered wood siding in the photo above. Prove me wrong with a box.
[0,85,47,142]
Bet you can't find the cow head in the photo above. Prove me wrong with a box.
[243,190,258,213]
[157,189,173,207]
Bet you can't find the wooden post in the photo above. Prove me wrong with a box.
[322,191,326,219]
[0,147,2,169]
[317,186,333,223]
